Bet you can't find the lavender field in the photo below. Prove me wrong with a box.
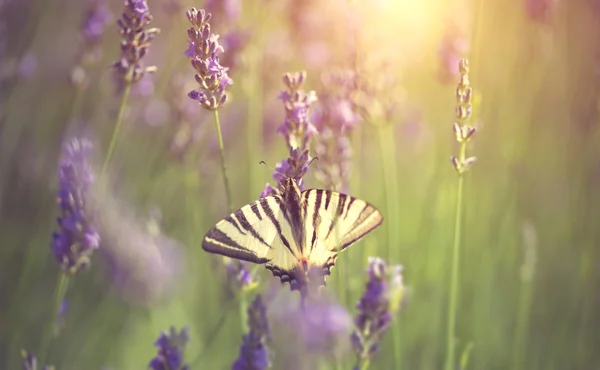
[1,0,599,369]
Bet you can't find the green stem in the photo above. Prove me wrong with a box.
[444,142,467,370]
[101,82,132,178]
[355,358,370,370]
[212,110,233,213]
[40,272,70,364]
[377,123,401,369]
[512,278,532,370]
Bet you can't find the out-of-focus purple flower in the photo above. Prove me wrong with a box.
[259,183,276,199]
[220,30,250,73]
[298,297,353,356]
[21,350,55,370]
[149,326,190,370]
[437,25,470,85]
[312,68,360,192]
[185,8,232,111]
[18,52,37,79]
[351,257,405,365]
[92,197,184,306]
[71,0,113,89]
[232,294,272,370]
[204,0,241,23]
[51,137,100,275]
[278,71,318,152]
[226,259,258,291]
[112,0,159,84]
[524,0,557,23]
[82,0,112,43]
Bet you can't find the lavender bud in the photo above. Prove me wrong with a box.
[232,294,272,370]
[51,137,100,275]
[148,326,190,370]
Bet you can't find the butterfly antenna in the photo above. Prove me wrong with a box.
[259,160,288,179]
[306,156,319,169]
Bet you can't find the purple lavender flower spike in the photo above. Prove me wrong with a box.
[82,0,112,44]
[259,183,275,199]
[112,0,159,84]
[351,257,405,365]
[272,147,314,191]
[232,294,272,370]
[185,8,232,111]
[51,137,100,275]
[278,71,318,152]
[312,68,361,192]
[226,259,257,291]
[149,326,190,370]
[21,350,55,370]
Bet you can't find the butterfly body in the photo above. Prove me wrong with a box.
[202,177,383,299]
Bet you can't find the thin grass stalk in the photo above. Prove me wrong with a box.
[445,58,475,370]
[39,272,70,364]
[212,110,233,213]
[245,49,263,200]
[101,82,132,177]
[512,275,533,370]
[444,144,466,370]
[376,122,402,369]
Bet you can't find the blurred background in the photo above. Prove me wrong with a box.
[1,0,600,369]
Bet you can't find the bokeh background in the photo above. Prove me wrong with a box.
[2,0,600,369]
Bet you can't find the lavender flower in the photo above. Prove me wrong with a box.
[437,24,470,85]
[204,0,241,23]
[82,0,112,45]
[313,68,361,192]
[21,350,54,370]
[226,259,258,291]
[259,183,276,198]
[278,71,318,152]
[272,147,314,191]
[185,8,233,111]
[232,294,272,370]
[351,257,405,364]
[149,326,190,370]
[524,0,557,23]
[51,138,100,275]
[298,297,353,356]
[112,0,159,84]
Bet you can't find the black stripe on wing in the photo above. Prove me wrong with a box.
[202,227,270,264]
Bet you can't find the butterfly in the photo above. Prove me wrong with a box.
[202,176,383,303]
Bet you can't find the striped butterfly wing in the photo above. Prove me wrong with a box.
[302,189,383,279]
[202,195,300,277]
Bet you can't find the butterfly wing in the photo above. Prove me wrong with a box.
[302,189,383,272]
[202,195,301,278]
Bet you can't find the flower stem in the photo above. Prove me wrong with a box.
[212,110,233,213]
[40,272,70,364]
[444,141,467,370]
[101,82,131,178]
[512,276,533,370]
[377,123,402,368]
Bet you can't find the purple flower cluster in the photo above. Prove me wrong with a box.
[437,24,470,85]
[260,72,319,197]
[149,326,190,370]
[112,0,159,84]
[71,0,113,88]
[51,138,100,275]
[313,68,361,192]
[21,350,54,370]
[185,8,233,111]
[278,71,318,152]
[232,294,272,370]
[226,259,257,291]
[82,0,112,45]
[351,257,404,363]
